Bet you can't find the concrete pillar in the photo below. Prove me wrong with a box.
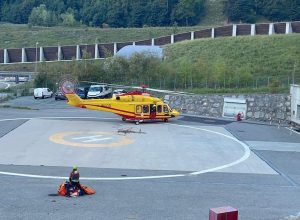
[4,49,9,64]
[94,44,99,59]
[113,43,117,55]
[171,34,174,44]
[286,22,293,34]
[76,45,81,60]
[191,31,195,40]
[39,47,44,62]
[251,24,256,36]
[151,38,155,46]
[211,28,215,38]
[15,75,19,84]
[58,46,62,61]
[22,48,27,63]
[269,23,275,35]
[232,24,237,37]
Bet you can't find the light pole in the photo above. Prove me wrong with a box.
[35,42,39,73]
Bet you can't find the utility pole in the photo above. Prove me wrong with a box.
[35,42,39,73]
[292,62,297,85]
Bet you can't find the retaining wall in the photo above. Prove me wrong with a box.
[0,21,299,64]
[167,93,291,123]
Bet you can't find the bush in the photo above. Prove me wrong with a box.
[269,78,281,93]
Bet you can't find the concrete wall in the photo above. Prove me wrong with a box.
[167,93,291,123]
[0,21,299,64]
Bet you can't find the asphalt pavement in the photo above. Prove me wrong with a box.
[0,96,299,220]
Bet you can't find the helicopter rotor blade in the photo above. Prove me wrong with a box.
[79,81,194,95]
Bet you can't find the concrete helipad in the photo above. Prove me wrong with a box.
[0,117,275,178]
[1,97,300,220]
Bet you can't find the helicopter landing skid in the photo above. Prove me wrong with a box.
[135,120,143,125]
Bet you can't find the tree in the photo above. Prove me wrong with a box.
[177,57,194,89]
[106,0,129,27]
[28,4,58,27]
[195,57,211,88]
[213,59,231,88]
[128,0,148,27]
[147,0,170,26]
[172,0,204,26]
[61,11,76,26]
[224,0,256,23]
[0,0,210,27]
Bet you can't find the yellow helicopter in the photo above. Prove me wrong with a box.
[62,82,180,125]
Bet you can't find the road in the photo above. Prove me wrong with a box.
[0,96,299,220]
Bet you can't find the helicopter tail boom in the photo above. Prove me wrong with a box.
[65,93,82,107]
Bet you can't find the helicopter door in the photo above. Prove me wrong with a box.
[157,105,163,117]
[163,105,169,116]
[150,104,156,119]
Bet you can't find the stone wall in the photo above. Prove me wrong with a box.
[167,93,291,123]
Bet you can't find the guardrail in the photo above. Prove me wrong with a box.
[0,21,299,64]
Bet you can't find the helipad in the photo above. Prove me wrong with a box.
[49,131,134,148]
[0,117,276,180]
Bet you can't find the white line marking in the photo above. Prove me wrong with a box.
[0,117,251,181]
[72,135,113,143]
[0,117,118,122]
[286,127,300,136]
[73,135,103,140]
[168,124,251,176]
[83,137,112,143]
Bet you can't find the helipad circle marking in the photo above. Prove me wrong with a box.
[49,131,134,148]
[0,117,251,180]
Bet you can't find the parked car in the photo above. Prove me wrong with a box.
[34,88,53,99]
[76,86,89,99]
[55,86,89,101]
[55,90,66,100]
[112,89,127,97]
[87,85,112,99]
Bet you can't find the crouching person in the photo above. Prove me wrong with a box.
[58,166,96,197]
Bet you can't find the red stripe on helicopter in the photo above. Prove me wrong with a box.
[81,104,168,118]
[82,104,148,116]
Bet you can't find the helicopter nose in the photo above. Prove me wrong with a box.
[171,109,180,117]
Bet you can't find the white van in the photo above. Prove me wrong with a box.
[87,85,112,99]
[34,88,53,99]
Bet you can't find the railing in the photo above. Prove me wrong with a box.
[0,21,299,64]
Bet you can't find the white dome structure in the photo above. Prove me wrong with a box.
[116,45,163,59]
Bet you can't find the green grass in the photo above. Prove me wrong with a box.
[0,23,214,49]
[165,34,300,81]
[0,104,37,110]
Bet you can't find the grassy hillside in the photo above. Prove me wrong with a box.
[165,34,300,87]
[1,34,300,94]
[0,23,213,49]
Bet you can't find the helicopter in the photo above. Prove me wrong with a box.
[62,81,180,125]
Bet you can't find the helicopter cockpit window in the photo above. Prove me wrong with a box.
[157,105,162,113]
[143,105,149,113]
[136,105,142,114]
[163,105,169,113]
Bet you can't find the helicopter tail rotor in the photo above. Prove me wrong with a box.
[59,75,78,95]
